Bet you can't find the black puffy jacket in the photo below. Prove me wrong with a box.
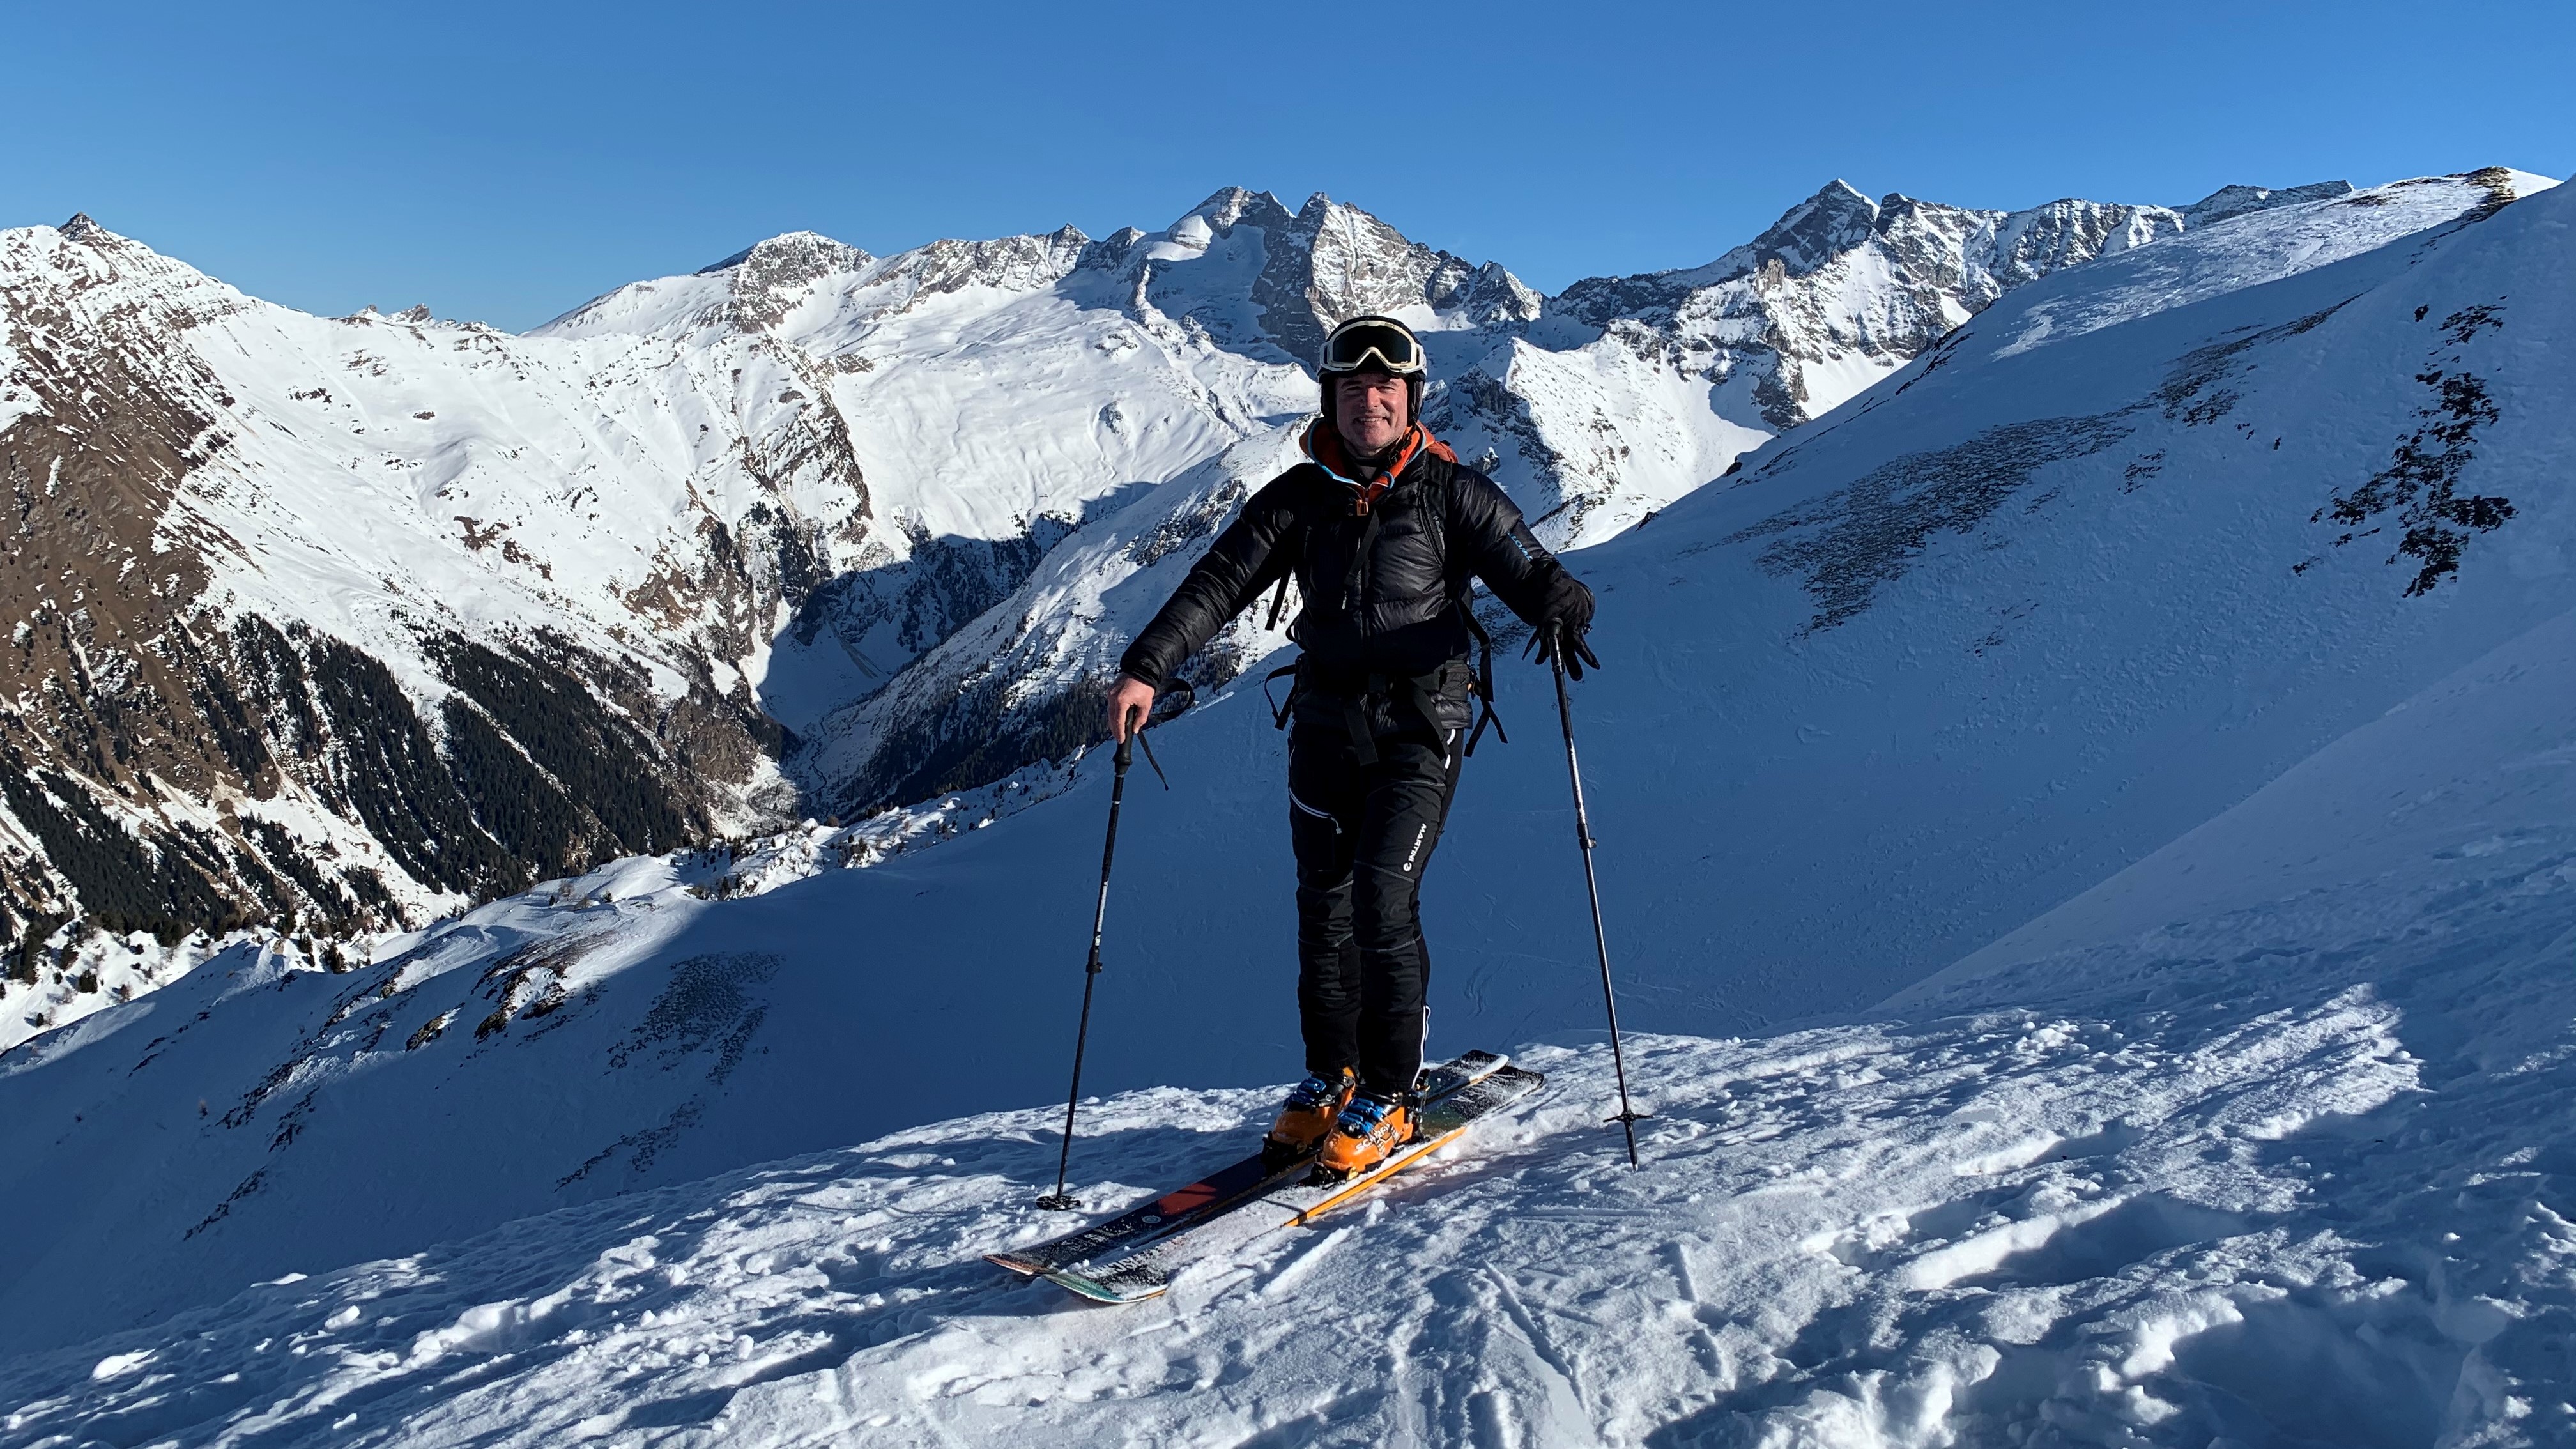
[1119,425,1577,731]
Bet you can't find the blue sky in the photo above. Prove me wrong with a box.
[8,0,2568,332]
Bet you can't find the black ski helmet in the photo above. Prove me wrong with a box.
[1318,314,1427,425]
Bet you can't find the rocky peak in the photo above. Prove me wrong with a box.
[702,232,875,333]
[864,226,1091,307]
[1246,192,1538,364]
[58,212,109,243]
[1746,180,1883,275]
[2183,180,2358,230]
[697,231,872,279]
[1981,199,2183,293]
[1280,194,1429,335]
[1076,227,1149,272]
[1550,181,1892,326]
[1193,186,1291,235]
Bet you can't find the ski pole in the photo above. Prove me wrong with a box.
[1033,682,1186,1211]
[1551,639,1646,1169]
[1038,732,1133,1210]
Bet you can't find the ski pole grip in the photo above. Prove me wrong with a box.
[1115,735,1134,769]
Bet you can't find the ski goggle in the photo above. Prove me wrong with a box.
[1319,316,1426,376]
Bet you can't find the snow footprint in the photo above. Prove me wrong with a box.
[1905,1193,2248,1291]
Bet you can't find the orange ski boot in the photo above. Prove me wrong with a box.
[1315,1091,1418,1178]
[1264,1068,1356,1163]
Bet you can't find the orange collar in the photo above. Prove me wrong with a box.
[1301,420,1455,516]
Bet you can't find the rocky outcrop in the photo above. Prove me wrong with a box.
[2182,180,2356,230]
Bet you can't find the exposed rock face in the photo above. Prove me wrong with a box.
[0,218,853,983]
[1247,190,1544,364]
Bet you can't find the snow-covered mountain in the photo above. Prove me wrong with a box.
[778,180,2338,824]
[0,204,1295,970]
[1,163,2568,1449]
[0,175,2269,1045]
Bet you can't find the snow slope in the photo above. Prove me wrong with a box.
[10,594,2576,1443]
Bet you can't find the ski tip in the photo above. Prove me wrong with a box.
[984,1253,1044,1278]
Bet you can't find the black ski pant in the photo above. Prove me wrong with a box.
[1286,720,1463,1099]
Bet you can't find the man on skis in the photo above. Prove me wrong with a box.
[1108,314,1598,1178]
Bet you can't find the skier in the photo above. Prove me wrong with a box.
[1108,314,1597,1177]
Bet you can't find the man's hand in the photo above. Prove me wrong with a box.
[1107,675,1157,742]
[1533,574,1600,681]
[1538,622,1602,680]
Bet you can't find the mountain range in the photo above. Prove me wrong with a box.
[0,174,2393,1047]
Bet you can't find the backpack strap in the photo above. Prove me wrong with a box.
[1263,518,1307,633]
[1427,460,1505,756]
[1342,691,1380,767]
[1339,507,1385,615]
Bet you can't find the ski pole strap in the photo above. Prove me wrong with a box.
[1458,600,1507,756]
[1135,728,1169,788]
[1262,663,1301,730]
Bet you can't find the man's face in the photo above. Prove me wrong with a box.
[1334,369,1411,457]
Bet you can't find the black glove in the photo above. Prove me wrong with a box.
[1529,572,1600,680]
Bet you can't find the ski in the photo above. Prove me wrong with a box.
[1037,1062,1545,1303]
[985,1049,1509,1280]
